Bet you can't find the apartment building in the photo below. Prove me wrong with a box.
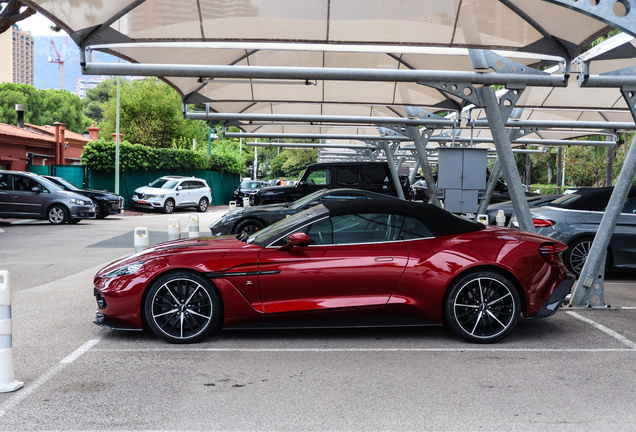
[0,24,34,85]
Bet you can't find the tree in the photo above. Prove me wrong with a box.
[0,83,90,133]
[83,78,116,122]
[100,78,208,149]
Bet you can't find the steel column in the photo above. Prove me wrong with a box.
[477,86,535,233]
[380,142,405,200]
[476,158,502,215]
[409,126,440,207]
[410,159,421,184]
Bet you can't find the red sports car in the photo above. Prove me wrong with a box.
[93,200,574,344]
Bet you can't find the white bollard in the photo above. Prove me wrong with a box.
[229,201,237,212]
[168,219,181,241]
[0,271,23,393]
[496,210,506,227]
[134,227,149,251]
[242,197,250,207]
[476,214,489,226]
[188,214,200,238]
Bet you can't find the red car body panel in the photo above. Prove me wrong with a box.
[94,226,568,331]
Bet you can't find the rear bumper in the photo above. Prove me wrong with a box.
[527,274,576,320]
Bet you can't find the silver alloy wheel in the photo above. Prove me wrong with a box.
[48,206,66,224]
[150,278,213,340]
[164,199,175,214]
[568,240,591,275]
[198,197,209,212]
[92,201,100,218]
[452,277,516,340]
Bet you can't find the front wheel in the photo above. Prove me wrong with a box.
[234,219,265,236]
[197,197,209,212]
[444,271,520,343]
[48,205,68,224]
[144,272,222,344]
[162,198,175,214]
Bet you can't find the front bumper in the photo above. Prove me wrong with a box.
[527,274,576,320]
[131,195,164,209]
[93,312,143,331]
[69,204,97,219]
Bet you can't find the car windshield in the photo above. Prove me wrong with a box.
[288,189,328,209]
[53,177,79,190]
[240,180,261,189]
[244,205,329,246]
[149,178,179,189]
[36,176,63,192]
[549,194,582,207]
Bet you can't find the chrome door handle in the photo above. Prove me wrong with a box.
[374,257,394,262]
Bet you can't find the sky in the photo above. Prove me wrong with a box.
[14,12,63,37]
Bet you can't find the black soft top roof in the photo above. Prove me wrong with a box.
[322,199,484,237]
[550,186,636,211]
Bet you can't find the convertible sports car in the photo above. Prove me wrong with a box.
[93,200,574,344]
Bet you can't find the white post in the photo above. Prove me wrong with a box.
[168,219,181,241]
[0,271,23,393]
[188,214,200,238]
[134,227,149,251]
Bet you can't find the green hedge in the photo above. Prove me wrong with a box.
[528,184,559,194]
[81,140,244,174]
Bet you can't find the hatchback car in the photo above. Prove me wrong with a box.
[94,199,573,344]
[513,186,636,276]
[43,175,124,219]
[131,176,212,214]
[0,170,95,224]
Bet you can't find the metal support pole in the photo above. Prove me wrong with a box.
[115,75,121,195]
[476,158,502,216]
[380,142,405,200]
[410,159,421,184]
[409,126,440,207]
[606,138,614,186]
[556,147,563,194]
[570,91,636,307]
[525,152,532,189]
[477,86,535,233]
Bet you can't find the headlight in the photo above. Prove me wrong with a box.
[102,261,145,278]
[70,198,90,205]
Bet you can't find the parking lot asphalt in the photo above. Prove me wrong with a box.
[1,209,636,431]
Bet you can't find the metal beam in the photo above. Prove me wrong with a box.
[380,142,406,200]
[82,62,567,87]
[226,132,410,141]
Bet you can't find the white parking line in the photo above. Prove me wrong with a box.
[566,311,636,349]
[0,338,101,418]
[621,307,636,310]
[91,347,636,353]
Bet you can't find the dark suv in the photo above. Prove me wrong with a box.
[250,162,408,206]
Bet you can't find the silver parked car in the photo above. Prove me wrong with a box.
[512,186,636,276]
[0,170,96,224]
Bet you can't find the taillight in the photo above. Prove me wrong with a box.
[539,242,567,263]
[533,218,555,227]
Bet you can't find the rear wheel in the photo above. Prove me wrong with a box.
[444,271,520,343]
[48,205,68,225]
[563,237,610,277]
[197,197,209,212]
[144,271,222,344]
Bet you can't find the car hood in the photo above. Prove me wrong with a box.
[244,202,289,213]
[59,190,94,202]
[134,186,172,194]
[96,236,260,277]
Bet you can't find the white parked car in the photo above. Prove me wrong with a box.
[131,176,212,214]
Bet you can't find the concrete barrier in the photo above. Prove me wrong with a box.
[229,201,237,212]
[134,227,149,251]
[0,271,23,393]
[168,219,180,241]
[188,214,199,238]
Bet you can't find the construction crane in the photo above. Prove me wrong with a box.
[48,36,68,90]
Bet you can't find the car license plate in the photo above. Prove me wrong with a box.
[138,200,146,204]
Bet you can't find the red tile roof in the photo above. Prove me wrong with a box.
[25,124,91,143]
[0,123,56,142]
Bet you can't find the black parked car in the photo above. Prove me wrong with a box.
[231,180,268,206]
[250,162,409,206]
[211,188,403,237]
[43,176,124,218]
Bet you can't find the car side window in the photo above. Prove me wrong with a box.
[363,167,392,192]
[305,213,404,245]
[400,216,433,240]
[318,192,360,203]
[621,197,636,214]
[306,169,330,186]
[336,168,360,187]
[13,176,38,192]
[0,174,8,190]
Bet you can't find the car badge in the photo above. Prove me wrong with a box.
[246,280,253,285]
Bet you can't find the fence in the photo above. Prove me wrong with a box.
[27,165,85,188]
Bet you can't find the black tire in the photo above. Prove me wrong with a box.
[93,201,105,219]
[444,271,520,343]
[234,219,265,236]
[563,237,610,277]
[197,197,209,213]
[48,205,68,225]
[144,271,222,344]
[163,198,175,214]
[68,219,81,224]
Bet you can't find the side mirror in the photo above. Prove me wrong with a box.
[278,232,310,250]
[31,186,42,193]
[177,186,183,191]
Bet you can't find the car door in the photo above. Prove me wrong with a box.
[6,174,44,217]
[257,212,409,313]
[173,180,190,207]
[0,173,11,216]
[609,196,636,268]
